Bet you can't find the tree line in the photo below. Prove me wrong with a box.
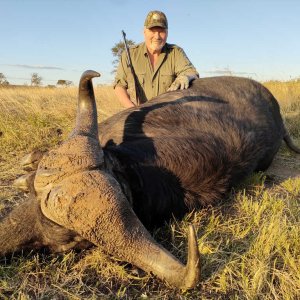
[0,73,73,87]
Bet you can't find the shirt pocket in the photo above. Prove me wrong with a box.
[160,72,175,90]
[135,72,145,87]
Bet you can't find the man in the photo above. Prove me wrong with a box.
[114,10,199,108]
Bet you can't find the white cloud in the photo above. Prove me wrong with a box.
[204,68,257,77]
[2,64,64,70]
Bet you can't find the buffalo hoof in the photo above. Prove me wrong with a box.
[13,150,45,192]
[20,150,44,171]
[13,172,36,192]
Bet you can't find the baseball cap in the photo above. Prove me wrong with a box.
[144,11,168,29]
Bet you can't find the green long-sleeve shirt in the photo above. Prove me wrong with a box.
[114,42,199,105]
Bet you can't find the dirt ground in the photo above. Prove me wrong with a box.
[265,152,300,182]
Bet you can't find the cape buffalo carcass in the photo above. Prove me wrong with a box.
[0,70,299,289]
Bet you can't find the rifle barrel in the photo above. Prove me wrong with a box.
[121,30,140,105]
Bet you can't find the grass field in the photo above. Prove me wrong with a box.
[0,79,300,299]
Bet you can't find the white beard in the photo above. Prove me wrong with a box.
[149,40,164,52]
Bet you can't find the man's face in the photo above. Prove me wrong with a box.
[144,26,168,53]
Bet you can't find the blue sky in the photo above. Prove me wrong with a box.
[1,0,299,86]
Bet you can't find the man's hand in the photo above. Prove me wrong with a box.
[114,85,136,108]
[167,75,190,91]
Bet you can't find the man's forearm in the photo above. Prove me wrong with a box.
[114,86,136,108]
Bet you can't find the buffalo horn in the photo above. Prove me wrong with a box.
[72,70,100,138]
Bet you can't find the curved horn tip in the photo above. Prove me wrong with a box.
[188,224,200,266]
[183,224,201,289]
[80,70,101,81]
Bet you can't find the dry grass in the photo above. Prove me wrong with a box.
[0,81,300,299]
[0,86,122,181]
[264,80,300,138]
